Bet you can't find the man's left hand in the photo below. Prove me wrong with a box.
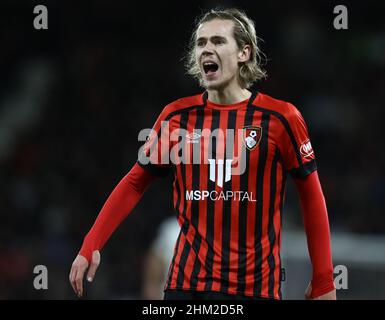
[305,282,336,300]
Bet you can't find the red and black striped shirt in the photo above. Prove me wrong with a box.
[138,90,317,299]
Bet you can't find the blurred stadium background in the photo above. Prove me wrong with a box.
[0,0,384,299]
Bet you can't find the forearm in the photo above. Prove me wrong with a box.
[79,163,156,262]
[295,171,335,298]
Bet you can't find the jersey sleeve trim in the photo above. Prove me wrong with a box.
[289,159,317,179]
[137,160,172,177]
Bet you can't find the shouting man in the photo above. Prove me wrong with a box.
[69,8,336,300]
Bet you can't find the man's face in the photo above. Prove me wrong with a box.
[195,19,247,90]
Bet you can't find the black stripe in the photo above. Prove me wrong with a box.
[248,89,259,105]
[204,109,220,291]
[165,229,182,290]
[189,107,205,290]
[237,104,256,293]
[253,113,270,296]
[278,231,283,300]
[176,222,191,286]
[220,109,237,293]
[176,111,191,287]
[202,91,208,104]
[174,165,181,219]
[278,169,287,299]
[267,149,279,298]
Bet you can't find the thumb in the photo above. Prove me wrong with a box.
[305,282,312,299]
[86,250,101,282]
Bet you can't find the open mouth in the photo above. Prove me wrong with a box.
[203,62,219,75]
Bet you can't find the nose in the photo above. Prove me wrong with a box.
[201,44,215,59]
[203,40,215,52]
[199,40,215,62]
[201,49,214,59]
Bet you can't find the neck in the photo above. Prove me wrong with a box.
[207,83,251,105]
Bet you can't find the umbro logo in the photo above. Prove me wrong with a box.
[186,132,201,144]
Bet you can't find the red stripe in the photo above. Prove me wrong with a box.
[169,114,185,288]
[170,231,186,288]
[244,116,261,296]
[185,110,196,220]
[273,163,284,298]
[228,109,247,294]
[174,114,185,219]
[182,109,197,289]
[261,130,273,297]
[211,111,229,292]
[196,109,213,290]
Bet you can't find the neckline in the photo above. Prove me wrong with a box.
[203,91,258,111]
[206,98,252,110]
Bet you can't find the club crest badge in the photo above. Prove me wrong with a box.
[243,126,262,151]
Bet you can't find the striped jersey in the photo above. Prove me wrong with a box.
[138,90,317,299]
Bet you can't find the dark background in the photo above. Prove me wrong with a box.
[0,0,384,299]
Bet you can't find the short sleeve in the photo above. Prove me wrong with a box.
[137,107,173,177]
[278,103,317,179]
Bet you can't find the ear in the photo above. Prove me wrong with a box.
[238,45,251,63]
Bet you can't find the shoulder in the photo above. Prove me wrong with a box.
[159,93,205,119]
[253,92,303,121]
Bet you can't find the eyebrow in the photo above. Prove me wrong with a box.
[196,35,227,43]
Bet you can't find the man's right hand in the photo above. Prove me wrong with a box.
[69,250,100,297]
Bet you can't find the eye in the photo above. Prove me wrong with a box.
[196,40,206,47]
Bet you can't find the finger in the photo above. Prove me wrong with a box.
[86,251,100,282]
[72,267,79,296]
[75,267,86,297]
[70,266,80,295]
[305,282,312,300]
[69,266,77,294]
